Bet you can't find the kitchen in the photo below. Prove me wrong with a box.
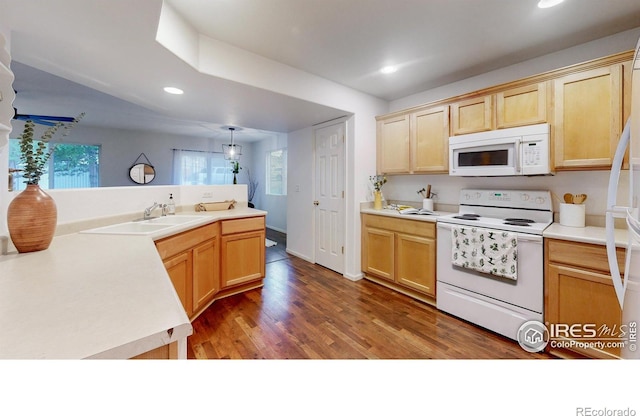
[2,1,640,414]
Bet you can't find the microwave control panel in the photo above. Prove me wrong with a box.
[522,141,542,166]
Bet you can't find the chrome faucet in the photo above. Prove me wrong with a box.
[144,202,160,220]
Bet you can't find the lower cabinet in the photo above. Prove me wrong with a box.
[545,238,626,359]
[156,222,219,318]
[361,213,436,302]
[155,215,266,321]
[221,216,266,288]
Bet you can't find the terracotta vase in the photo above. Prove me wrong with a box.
[7,184,58,253]
[373,190,382,210]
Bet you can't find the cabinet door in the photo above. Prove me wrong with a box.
[450,95,493,135]
[163,251,193,316]
[221,230,265,288]
[553,65,623,169]
[362,227,395,282]
[546,264,622,359]
[192,238,219,314]
[496,82,547,129]
[411,106,449,173]
[395,233,436,296]
[377,114,410,173]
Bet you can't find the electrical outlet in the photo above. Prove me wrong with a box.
[202,192,213,198]
[295,185,300,192]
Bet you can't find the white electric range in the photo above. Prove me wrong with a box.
[436,189,553,341]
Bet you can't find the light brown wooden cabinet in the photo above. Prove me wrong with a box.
[376,50,634,172]
[377,114,411,174]
[496,82,548,129]
[450,95,493,135]
[451,82,549,135]
[156,222,219,318]
[411,105,450,173]
[220,216,266,288]
[545,238,626,359]
[361,214,436,302]
[377,105,449,175]
[553,64,625,170]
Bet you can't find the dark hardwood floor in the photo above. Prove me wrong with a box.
[188,230,552,359]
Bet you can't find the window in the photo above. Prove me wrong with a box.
[266,148,287,196]
[172,149,232,185]
[9,139,100,190]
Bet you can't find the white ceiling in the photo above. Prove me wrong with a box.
[2,0,640,138]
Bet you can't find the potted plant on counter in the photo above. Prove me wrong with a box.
[7,113,84,253]
[369,174,387,210]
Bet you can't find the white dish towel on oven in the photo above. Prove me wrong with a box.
[451,226,518,280]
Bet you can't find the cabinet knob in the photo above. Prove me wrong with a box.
[313,201,320,206]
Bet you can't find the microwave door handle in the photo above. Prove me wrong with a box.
[514,139,521,173]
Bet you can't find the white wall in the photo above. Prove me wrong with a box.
[286,126,314,262]
[8,120,255,187]
[249,131,288,232]
[391,27,640,112]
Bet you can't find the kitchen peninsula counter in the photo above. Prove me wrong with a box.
[0,207,266,359]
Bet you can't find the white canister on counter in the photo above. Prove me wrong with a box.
[423,198,434,211]
[559,203,585,227]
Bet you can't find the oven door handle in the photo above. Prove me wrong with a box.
[437,222,542,243]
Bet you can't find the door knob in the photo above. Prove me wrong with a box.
[313,201,319,206]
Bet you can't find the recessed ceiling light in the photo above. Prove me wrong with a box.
[380,66,398,75]
[163,86,184,95]
[537,0,564,8]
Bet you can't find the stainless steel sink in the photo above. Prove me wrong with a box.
[81,215,210,235]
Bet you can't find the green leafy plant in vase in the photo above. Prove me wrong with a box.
[7,113,84,253]
[369,174,387,209]
[231,160,242,184]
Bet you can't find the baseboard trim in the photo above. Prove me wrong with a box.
[343,272,363,281]
[266,225,286,234]
[285,248,313,263]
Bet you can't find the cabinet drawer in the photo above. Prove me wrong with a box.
[156,223,219,260]
[546,239,625,274]
[221,216,265,235]
[362,214,435,238]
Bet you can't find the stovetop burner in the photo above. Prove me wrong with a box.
[504,218,535,223]
[504,221,530,226]
[453,214,480,220]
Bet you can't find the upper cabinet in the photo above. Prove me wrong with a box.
[450,95,493,135]
[376,50,634,174]
[377,114,410,174]
[496,82,548,129]
[553,64,624,170]
[377,105,449,175]
[411,105,450,173]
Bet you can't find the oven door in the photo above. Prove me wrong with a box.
[436,222,543,313]
[449,136,519,176]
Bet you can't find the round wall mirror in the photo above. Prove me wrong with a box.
[129,163,155,184]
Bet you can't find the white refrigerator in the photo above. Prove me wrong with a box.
[606,36,640,359]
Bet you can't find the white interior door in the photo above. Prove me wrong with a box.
[314,122,345,274]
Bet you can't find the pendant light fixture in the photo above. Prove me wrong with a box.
[222,126,242,160]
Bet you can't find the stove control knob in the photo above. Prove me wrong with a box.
[535,197,545,204]
[520,193,530,201]
[475,192,482,199]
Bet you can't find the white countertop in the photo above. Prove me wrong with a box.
[0,207,266,359]
[543,223,630,248]
[361,207,447,223]
[361,206,630,247]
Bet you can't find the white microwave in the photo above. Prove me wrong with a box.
[449,123,551,176]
